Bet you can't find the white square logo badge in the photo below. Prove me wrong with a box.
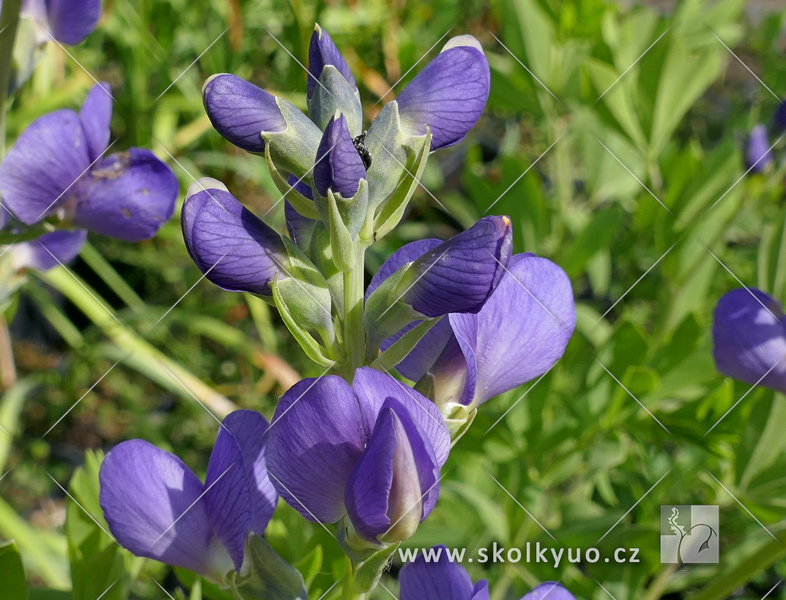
[660,505,719,564]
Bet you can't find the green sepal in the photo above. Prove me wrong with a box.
[370,316,443,370]
[229,535,308,600]
[444,403,477,443]
[337,515,387,564]
[370,131,431,243]
[362,262,424,353]
[363,101,429,213]
[307,63,363,136]
[264,144,321,221]
[307,223,344,316]
[351,543,400,594]
[325,190,356,272]
[261,97,322,181]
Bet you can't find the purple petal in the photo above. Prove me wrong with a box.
[307,25,356,99]
[712,288,786,393]
[390,318,456,383]
[182,182,288,296]
[203,74,286,153]
[396,36,490,151]
[402,216,512,317]
[399,545,475,600]
[285,176,317,246]
[314,113,366,198]
[266,376,366,524]
[99,440,220,576]
[366,239,442,299]
[428,331,478,407]
[0,109,89,224]
[746,125,773,172]
[44,0,101,45]
[447,254,575,405]
[352,367,450,468]
[79,82,112,162]
[204,420,254,571]
[11,230,87,271]
[472,581,490,600]
[774,101,786,134]
[73,148,177,241]
[521,583,576,600]
[221,410,278,534]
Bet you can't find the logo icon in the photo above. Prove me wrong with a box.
[660,505,719,565]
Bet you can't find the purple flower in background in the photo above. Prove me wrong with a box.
[99,410,277,580]
[17,0,101,45]
[399,545,575,600]
[314,113,366,198]
[0,82,178,244]
[372,251,575,409]
[266,367,450,544]
[394,35,490,151]
[712,288,786,393]
[181,178,290,297]
[774,101,786,134]
[746,124,773,172]
[8,230,86,271]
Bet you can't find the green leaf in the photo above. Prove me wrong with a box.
[739,394,786,491]
[371,317,443,373]
[560,205,622,278]
[230,535,307,600]
[0,540,29,600]
[0,378,35,473]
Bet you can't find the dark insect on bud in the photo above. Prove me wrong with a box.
[352,131,372,170]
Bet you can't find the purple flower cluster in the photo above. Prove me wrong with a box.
[0,83,178,270]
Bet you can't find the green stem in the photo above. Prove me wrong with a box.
[0,0,22,157]
[341,241,367,379]
[0,315,15,389]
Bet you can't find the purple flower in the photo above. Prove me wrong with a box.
[181,179,290,297]
[266,367,450,544]
[774,101,786,134]
[9,230,87,271]
[0,82,178,242]
[395,35,490,151]
[367,216,512,322]
[314,113,366,198]
[746,124,773,172]
[373,251,574,409]
[712,288,786,393]
[19,0,101,45]
[399,546,575,600]
[285,174,317,248]
[99,410,277,580]
[307,25,356,100]
[202,74,286,153]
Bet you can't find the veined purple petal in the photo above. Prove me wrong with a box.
[399,545,475,600]
[307,25,356,100]
[99,440,228,577]
[712,288,786,393]
[44,0,101,44]
[471,581,490,600]
[396,36,490,151]
[352,367,450,468]
[182,181,288,296]
[204,420,254,571]
[221,410,277,534]
[79,82,112,162]
[203,74,286,153]
[366,239,442,299]
[0,109,89,225]
[402,216,512,318]
[11,229,87,271]
[446,254,575,406]
[266,376,366,524]
[314,114,365,198]
[747,125,773,172]
[521,583,575,600]
[73,148,177,241]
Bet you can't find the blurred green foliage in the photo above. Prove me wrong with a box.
[1,0,786,598]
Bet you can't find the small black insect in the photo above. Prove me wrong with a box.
[353,130,372,170]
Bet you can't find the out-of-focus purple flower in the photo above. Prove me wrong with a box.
[182,179,289,297]
[372,251,575,409]
[314,113,366,198]
[99,410,277,580]
[367,216,512,321]
[395,35,490,151]
[398,546,575,600]
[774,101,786,134]
[712,288,786,393]
[0,82,177,242]
[746,125,773,172]
[266,367,450,544]
[18,0,101,45]
[307,25,355,100]
[202,74,286,154]
[9,229,86,271]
